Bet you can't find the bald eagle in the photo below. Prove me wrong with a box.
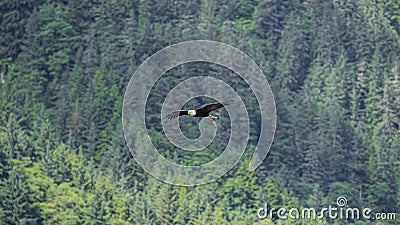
[165,101,231,120]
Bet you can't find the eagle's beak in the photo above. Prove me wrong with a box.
[188,111,190,115]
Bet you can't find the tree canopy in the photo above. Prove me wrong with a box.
[0,0,399,224]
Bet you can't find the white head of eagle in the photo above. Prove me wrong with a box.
[188,110,196,116]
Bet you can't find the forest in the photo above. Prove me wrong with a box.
[0,0,399,224]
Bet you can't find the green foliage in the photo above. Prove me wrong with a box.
[37,182,85,225]
[0,0,399,224]
[0,158,39,224]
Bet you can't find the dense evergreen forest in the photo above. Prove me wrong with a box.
[1,0,399,224]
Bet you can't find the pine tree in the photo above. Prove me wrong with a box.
[38,182,85,225]
[0,158,38,224]
[154,183,178,224]
[0,0,44,60]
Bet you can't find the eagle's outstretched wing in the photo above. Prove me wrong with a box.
[198,100,232,113]
[165,110,188,120]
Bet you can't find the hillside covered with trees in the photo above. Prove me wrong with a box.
[0,0,399,224]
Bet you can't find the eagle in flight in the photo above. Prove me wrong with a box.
[165,100,232,120]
